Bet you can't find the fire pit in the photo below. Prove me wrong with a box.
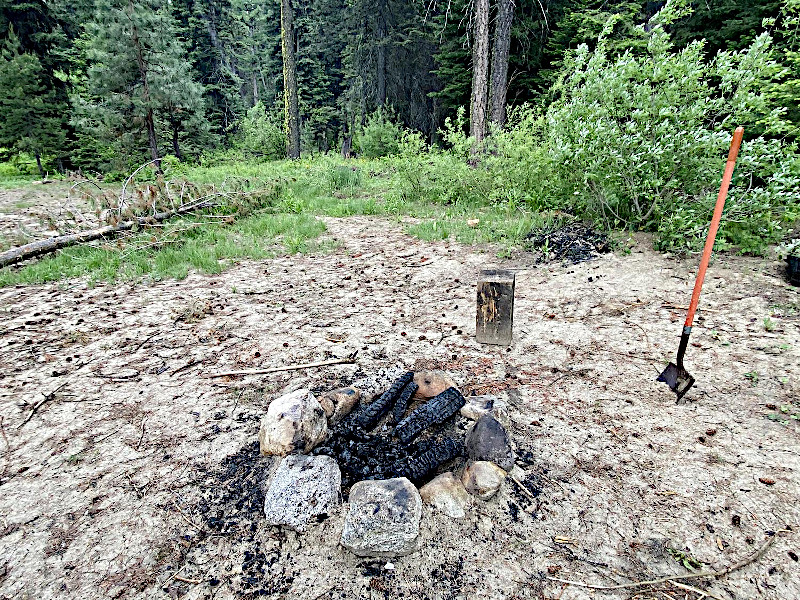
[258,369,514,556]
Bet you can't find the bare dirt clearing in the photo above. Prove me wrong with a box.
[0,183,90,248]
[0,215,798,600]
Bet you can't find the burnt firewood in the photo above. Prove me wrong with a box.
[394,437,463,481]
[390,381,418,425]
[353,371,414,430]
[393,387,465,445]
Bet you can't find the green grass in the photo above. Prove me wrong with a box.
[0,152,583,287]
[0,211,327,287]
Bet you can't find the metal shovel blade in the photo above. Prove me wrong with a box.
[657,362,695,401]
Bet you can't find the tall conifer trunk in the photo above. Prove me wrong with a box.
[281,0,301,158]
[129,0,161,172]
[34,150,44,180]
[470,0,490,145]
[171,125,183,161]
[489,0,514,127]
[376,0,387,106]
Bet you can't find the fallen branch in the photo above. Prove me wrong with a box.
[546,531,789,593]
[17,382,68,429]
[0,199,214,268]
[171,359,203,377]
[206,352,357,378]
[509,474,538,504]
[661,304,721,314]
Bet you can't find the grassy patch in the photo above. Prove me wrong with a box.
[403,205,572,251]
[766,402,800,425]
[0,153,610,286]
[0,211,327,287]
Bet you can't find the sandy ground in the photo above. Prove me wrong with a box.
[0,213,798,600]
[0,183,94,248]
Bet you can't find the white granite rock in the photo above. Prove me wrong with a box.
[259,389,327,456]
[419,472,470,518]
[263,454,341,531]
[462,461,506,500]
[340,477,422,557]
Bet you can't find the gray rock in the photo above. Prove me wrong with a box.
[419,472,470,518]
[263,454,341,531]
[460,395,497,420]
[462,461,506,500]
[340,477,422,557]
[319,387,361,423]
[259,389,327,456]
[460,394,510,426]
[465,413,515,471]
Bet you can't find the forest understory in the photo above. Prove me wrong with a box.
[0,199,798,599]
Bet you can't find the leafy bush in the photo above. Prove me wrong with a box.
[355,109,403,158]
[0,161,22,178]
[236,103,285,160]
[543,19,799,253]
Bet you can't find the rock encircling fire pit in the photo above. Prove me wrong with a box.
[259,369,513,557]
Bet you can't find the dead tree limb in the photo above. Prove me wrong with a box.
[17,382,68,429]
[0,199,213,268]
[206,353,357,378]
[546,530,790,593]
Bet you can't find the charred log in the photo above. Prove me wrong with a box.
[393,387,465,445]
[353,371,414,430]
[394,437,463,481]
[390,381,418,425]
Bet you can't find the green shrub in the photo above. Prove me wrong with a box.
[543,19,799,253]
[355,109,403,158]
[236,102,285,160]
[0,161,22,177]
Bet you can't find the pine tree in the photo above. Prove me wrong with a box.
[281,0,301,157]
[0,28,66,179]
[76,0,209,168]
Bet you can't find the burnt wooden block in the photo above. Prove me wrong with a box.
[476,269,515,346]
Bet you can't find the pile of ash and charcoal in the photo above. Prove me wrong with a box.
[525,221,611,264]
[312,371,466,489]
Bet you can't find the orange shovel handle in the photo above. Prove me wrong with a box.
[684,127,744,329]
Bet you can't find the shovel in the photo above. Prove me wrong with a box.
[658,126,744,401]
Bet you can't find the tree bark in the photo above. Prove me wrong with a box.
[171,124,183,161]
[489,0,514,127]
[34,150,44,180]
[129,0,161,172]
[376,0,387,106]
[470,0,490,145]
[281,0,301,159]
[251,24,259,107]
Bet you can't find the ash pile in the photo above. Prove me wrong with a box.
[525,221,610,264]
[258,369,515,557]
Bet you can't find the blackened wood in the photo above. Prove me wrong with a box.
[354,371,414,430]
[394,437,463,481]
[390,381,418,425]
[394,387,465,445]
[476,269,515,346]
